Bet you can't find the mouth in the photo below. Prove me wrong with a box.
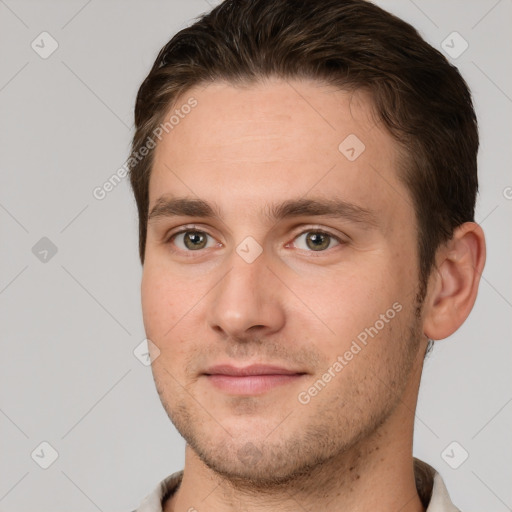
[202,364,308,395]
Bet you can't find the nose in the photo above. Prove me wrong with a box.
[206,247,286,340]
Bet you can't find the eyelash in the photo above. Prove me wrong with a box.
[165,226,344,254]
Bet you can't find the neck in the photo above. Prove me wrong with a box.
[165,361,425,512]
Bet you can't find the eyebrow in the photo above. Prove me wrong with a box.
[148,196,379,227]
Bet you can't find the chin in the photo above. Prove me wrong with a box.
[194,440,329,489]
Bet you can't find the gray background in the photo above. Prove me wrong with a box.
[1,0,510,510]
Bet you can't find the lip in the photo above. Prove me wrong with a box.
[204,364,305,376]
[203,364,307,395]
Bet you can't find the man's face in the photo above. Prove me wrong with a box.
[142,79,425,483]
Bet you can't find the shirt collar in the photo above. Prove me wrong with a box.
[134,458,460,512]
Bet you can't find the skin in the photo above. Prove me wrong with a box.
[140,78,486,512]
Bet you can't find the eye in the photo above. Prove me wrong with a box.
[292,230,341,251]
[171,230,217,251]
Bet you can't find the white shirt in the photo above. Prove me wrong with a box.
[133,458,460,512]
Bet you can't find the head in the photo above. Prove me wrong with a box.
[129,0,485,486]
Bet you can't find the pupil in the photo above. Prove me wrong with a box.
[185,232,205,249]
[307,233,328,250]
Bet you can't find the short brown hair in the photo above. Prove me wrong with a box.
[129,0,478,293]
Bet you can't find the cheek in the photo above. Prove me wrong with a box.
[141,264,179,340]
[310,264,394,320]
[141,263,204,366]
[294,259,411,356]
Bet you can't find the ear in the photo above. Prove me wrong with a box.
[423,222,486,340]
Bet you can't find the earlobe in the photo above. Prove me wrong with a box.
[423,222,486,341]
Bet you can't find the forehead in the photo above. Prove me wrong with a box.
[155,79,385,161]
[149,79,412,226]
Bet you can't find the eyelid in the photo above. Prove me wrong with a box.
[292,223,350,242]
[287,225,347,245]
[165,225,222,254]
[165,224,218,242]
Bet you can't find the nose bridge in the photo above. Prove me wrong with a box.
[207,246,284,337]
[216,250,267,317]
